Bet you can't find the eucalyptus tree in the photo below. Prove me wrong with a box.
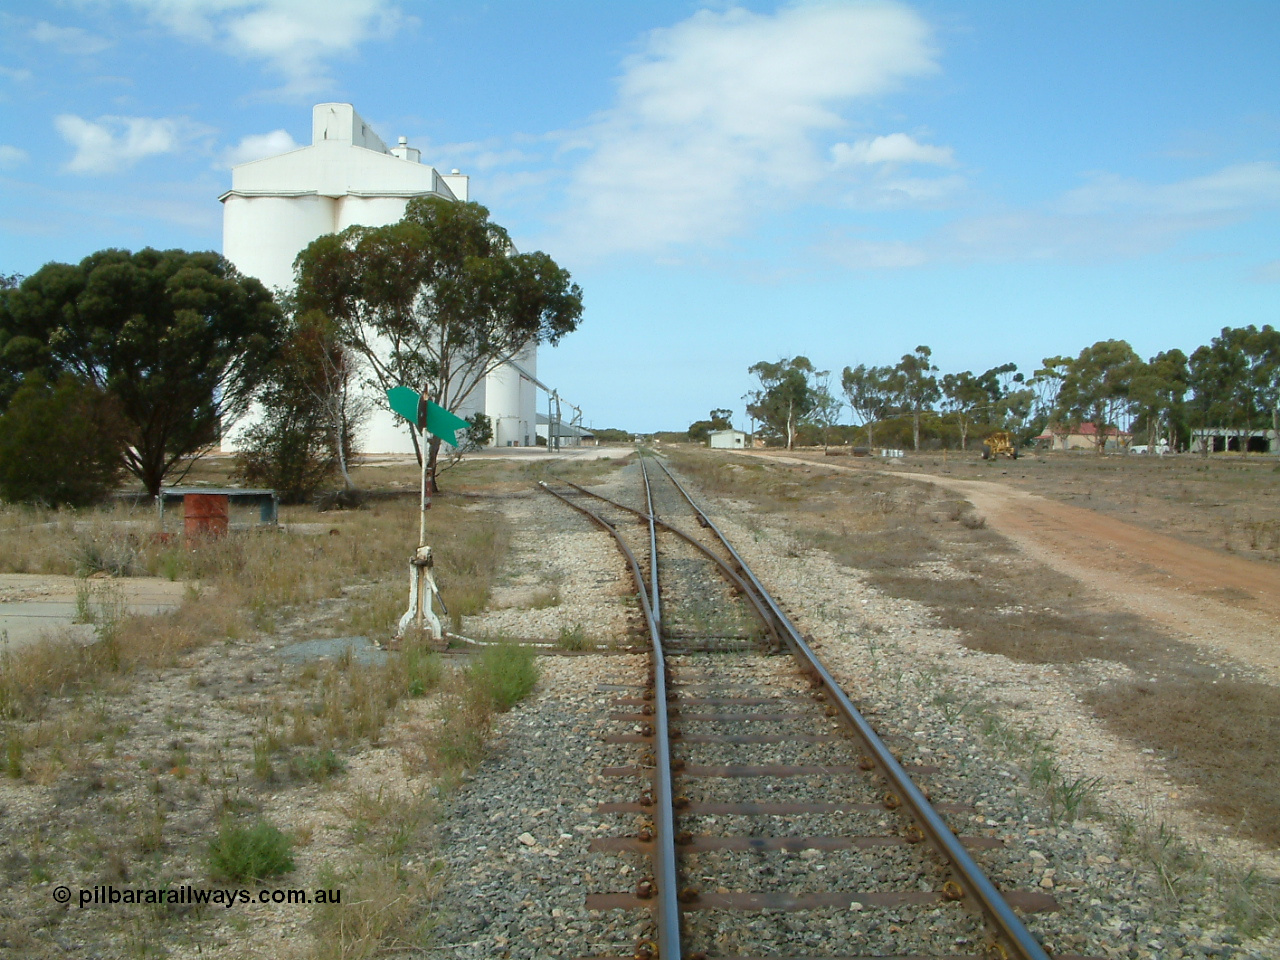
[236,309,368,501]
[940,370,986,450]
[1242,325,1280,439]
[841,363,895,450]
[893,345,940,451]
[294,196,583,488]
[1130,349,1189,450]
[0,248,280,495]
[1188,326,1280,454]
[746,356,823,449]
[808,373,843,452]
[1056,340,1144,453]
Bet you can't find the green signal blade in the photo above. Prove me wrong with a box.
[426,402,470,447]
[387,386,421,425]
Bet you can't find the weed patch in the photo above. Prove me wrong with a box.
[311,857,442,959]
[208,818,295,882]
[290,748,344,782]
[469,643,539,712]
[556,623,590,651]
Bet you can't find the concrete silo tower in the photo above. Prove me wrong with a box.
[220,103,538,452]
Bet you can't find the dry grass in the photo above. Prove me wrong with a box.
[312,853,443,960]
[425,643,540,777]
[1090,679,1280,846]
[0,493,506,723]
[0,451,571,959]
[854,449,1280,562]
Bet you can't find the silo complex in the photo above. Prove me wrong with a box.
[220,103,537,453]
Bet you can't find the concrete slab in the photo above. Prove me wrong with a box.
[274,636,387,666]
[0,574,188,652]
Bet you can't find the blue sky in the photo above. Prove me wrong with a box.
[1,1,1278,432]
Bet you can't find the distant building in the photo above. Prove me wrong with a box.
[1034,423,1131,452]
[220,103,538,453]
[536,413,595,448]
[708,429,748,449]
[1189,428,1276,454]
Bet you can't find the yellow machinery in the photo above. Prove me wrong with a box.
[981,431,1019,460]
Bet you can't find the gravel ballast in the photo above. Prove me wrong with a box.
[425,462,1277,960]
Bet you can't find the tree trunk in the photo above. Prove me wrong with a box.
[409,427,423,467]
[912,407,921,451]
[336,433,353,490]
[138,453,164,499]
[426,435,443,496]
[786,399,795,450]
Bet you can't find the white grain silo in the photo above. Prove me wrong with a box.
[220,103,537,453]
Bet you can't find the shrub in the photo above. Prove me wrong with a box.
[0,374,126,506]
[290,748,345,781]
[235,407,338,505]
[556,623,590,650]
[234,310,364,504]
[469,644,538,712]
[208,818,295,882]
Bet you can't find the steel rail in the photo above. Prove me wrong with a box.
[651,459,1052,960]
[535,482,683,959]
[642,459,661,633]
[554,477,783,649]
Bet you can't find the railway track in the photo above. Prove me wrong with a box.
[539,457,1094,960]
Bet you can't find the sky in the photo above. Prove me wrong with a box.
[1,0,1278,432]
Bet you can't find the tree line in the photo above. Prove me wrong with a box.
[0,197,582,507]
[731,330,1280,454]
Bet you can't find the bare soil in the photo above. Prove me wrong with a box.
[760,450,1280,680]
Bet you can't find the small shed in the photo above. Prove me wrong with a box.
[708,429,748,449]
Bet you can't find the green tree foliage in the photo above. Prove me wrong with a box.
[1056,340,1144,453]
[1188,325,1280,454]
[0,374,127,506]
[0,249,280,495]
[746,357,823,449]
[591,427,632,443]
[687,408,733,443]
[1130,349,1189,450]
[890,345,940,451]
[235,312,365,504]
[808,374,842,451]
[940,370,986,451]
[1029,355,1071,438]
[840,363,895,449]
[1239,325,1280,437]
[294,196,583,492]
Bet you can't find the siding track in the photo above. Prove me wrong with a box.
[540,458,1093,960]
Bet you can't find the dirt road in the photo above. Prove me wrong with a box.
[754,453,1280,681]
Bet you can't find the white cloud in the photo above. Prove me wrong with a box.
[1059,162,1280,217]
[0,145,28,169]
[963,162,1280,260]
[831,132,954,166]
[0,66,34,83]
[55,114,213,174]
[117,0,406,98]
[822,235,928,269]
[30,21,113,56]
[556,1,938,257]
[1251,259,1280,284]
[221,129,300,167]
[821,161,1280,269]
